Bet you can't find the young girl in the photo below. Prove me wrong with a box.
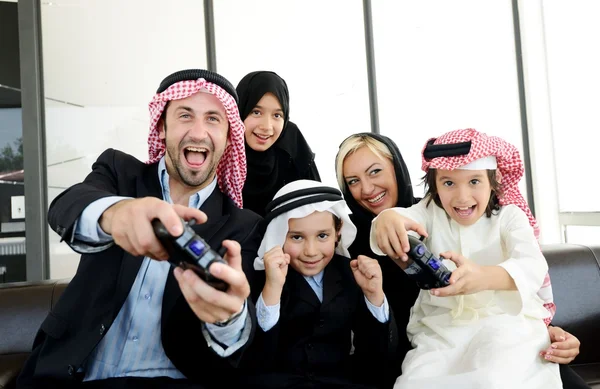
[236,71,321,216]
[370,129,562,388]
[243,179,397,389]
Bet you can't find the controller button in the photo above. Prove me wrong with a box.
[428,258,440,270]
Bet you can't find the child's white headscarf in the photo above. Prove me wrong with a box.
[253,179,357,271]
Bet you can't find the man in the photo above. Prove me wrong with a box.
[17,69,262,388]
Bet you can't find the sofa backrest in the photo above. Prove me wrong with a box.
[0,279,69,355]
[541,244,600,365]
[0,245,598,363]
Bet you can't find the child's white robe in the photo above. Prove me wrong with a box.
[370,200,562,389]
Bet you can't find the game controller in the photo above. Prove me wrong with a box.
[152,218,229,291]
[402,235,452,290]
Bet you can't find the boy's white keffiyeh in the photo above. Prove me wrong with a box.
[254,180,357,271]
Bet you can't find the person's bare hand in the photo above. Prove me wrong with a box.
[430,251,487,297]
[373,210,428,261]
[173,239,250,324]
[351,255,384,306]
[540,326,581,364]
[261,246,290,306]
[99,197,206,260]
[430,251,516,297]
[263,246,290,290]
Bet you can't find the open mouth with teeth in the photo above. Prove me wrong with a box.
[453,205,476,218]
[366,191,386,204]
[183,146,208,167]
[253,132,272,142]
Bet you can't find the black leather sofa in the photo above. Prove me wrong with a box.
[0,244,598,388]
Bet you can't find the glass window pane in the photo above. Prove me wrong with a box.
[214,0,371,189]
[543,1,600,212]
[41,0,207,279]
[372,0,527,199]
[0,0,26,283]
[564,226,600,246]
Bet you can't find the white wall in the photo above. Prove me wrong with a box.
[41,0,207,278]
[214,0,371,189]
[42,0,208,107]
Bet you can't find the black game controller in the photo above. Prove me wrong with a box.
[402,235,452,290]
[152,218,229,291]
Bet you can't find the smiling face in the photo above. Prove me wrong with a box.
[435,168,492,226]
[342,146,399,215]
[158,91,229,191]
[283,211,340,277]
[243,92,285,151]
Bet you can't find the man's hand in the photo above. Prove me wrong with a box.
[540,326,581,364]
[373,210,428,261]
[262,246,290,306]
[174,240,250,324]
[351,255,384,306]
[99,197,207,260]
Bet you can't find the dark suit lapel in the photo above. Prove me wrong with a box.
[191,187,228,243]
[113,163,162,312]
[322,257,344,309]
[162,188,230,324]
[286,268,321,308]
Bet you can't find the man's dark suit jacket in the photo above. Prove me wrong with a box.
[16,149,263,388]
[242,254,399,389]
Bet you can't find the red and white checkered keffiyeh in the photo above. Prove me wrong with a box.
[146,78,246,208]
[422,128,556,325]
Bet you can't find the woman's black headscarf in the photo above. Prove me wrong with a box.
[337,132,419,257]
[237,71,320,216]
[336,132,420,381]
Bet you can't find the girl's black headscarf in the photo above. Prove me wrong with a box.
[237,71,320,216]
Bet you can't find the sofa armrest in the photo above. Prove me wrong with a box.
[542,244,600,365]
[0,353,29,389]
[570,363,600,389]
